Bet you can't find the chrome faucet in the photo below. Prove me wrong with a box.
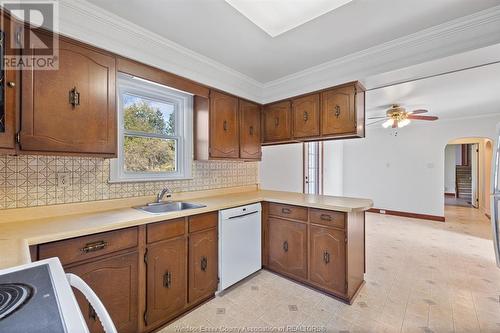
[156,187,172,203]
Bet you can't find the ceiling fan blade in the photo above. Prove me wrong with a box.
[407,115,438,121]
[367,116,388,120]
[408,109,428,115]
[371,103,402,110]
[392,120,398,128]
[367,119,387,126]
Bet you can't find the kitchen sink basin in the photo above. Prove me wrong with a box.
[134,201,206,214]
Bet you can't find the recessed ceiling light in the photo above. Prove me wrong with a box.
[225,0,353,37]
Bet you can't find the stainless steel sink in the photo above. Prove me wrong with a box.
[134,201,206,214]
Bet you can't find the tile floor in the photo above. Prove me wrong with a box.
[160,206,500,333]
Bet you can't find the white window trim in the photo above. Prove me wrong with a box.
[109,73,193,183]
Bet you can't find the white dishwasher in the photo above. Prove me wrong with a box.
[218,203,261,292]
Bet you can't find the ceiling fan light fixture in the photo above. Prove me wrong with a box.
[399,118,410,128]
[382,118,394,128]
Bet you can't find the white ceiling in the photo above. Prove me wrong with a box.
[365,62,500,125]
[86,0,500,83]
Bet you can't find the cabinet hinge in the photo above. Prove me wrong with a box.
[15,30,22,47]
[345,281,348,292]
[344,237,348,244]
[143,311,148,326]
[143,249,148,264]
[15,132,20,144]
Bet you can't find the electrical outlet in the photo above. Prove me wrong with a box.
[380,209,386,214]
[57,173,71,188]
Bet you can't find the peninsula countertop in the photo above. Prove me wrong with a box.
[0,187,373,269]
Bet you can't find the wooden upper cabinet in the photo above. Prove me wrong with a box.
[321,84,358,136]
[67,252,139,333]
[145,237,187,327]
[20,33,116,156]
[209,91,239,158]
[292,94,320,139]
[263,101,292,142]
[189,228,218,304]
[309,225,346,295]
[239,100,261,160]
[0,12,18,152]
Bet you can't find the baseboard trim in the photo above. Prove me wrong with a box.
[367,208,445,222]
[444,192,456,197]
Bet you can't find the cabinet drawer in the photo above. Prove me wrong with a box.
[39,227,138,266]
[147,218,186,244]
[309,209,345,229]
[189,212,218,233]
[268,203,308,221]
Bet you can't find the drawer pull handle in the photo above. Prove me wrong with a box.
[320,214,332,221]
[274,117,279,127]
[323,251,330,264]
[80,240,108,253]
[69,86,80,107]
[334,105,341,118]
[283,241,288,252]
[7,81,15,88]
[303,111,308,121]
[163,271,172,288]
[281,208,291,214]
[249,125,254,135]
[201,256,208,271]
[88,303,97,321]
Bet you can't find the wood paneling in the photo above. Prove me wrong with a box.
[263,101,292,142]
[309,225,346,295]
[239,100,261,160]
[145,237,187,327]
[38,227,138,266]
[188,228,218,304]
[292,94,320,138]
[146,218,186,244]
[20,33,116,156]
[209,91,239,158]
[268,203,308,221]
[67,251,139,333]
[188,212,218,233]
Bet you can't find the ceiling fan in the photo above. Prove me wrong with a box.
[367,104,438,128]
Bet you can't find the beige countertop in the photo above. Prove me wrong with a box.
[0,187,372,269]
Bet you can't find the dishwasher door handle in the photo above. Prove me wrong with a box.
[227,211,259,220]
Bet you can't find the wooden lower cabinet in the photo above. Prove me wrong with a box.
[268,217,307,279]
[189,228,218,304]
[309,225,346,295]
[66,251,139,333]
[145,237,187,328]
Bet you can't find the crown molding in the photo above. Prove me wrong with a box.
[46,2,500,105]
[262,5,500,103]
[57,0,264,102]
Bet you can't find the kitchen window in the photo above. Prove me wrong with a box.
[110,73,193,182]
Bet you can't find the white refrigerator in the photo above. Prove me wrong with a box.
[491,124,500,268]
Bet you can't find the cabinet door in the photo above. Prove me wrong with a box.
[309,225,346,294]
[209,91,239,158]
[263,101,291,142]
[20,34,116,155]
[145,237,187,327]
[268,218,307,279]
[292,94,319,138]
[189,228,218,304]
[66,252,138,333]
[321,85,356,136]
[0,13,17,151]
[239,100,261,160]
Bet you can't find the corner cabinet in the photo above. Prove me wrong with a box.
[19,33,117,156]
[195,90,262,160]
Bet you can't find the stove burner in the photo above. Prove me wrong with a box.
[0,283,33,320]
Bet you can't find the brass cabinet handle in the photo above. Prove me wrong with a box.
[69,87,80,107]
[249,126,254,136]
[80,240,108,253]
[163,271,172,288]
[223,120,228,131]
[283,240,288,252]
[281,208,291,214]
[88,303,97,321]
[7,81,15,88]
[303,111,308,121]
[274,117,279,127]
[320,214,332,221]
[334,105,341,118]
[323,251,330,264]
[200,256,208,272]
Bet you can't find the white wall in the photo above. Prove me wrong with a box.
[444,145,457,194]
[323,141,344,196]
[343,115,500,217]
[260,143,303,193]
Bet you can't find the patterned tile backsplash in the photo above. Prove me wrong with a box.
[0,155,259,210]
